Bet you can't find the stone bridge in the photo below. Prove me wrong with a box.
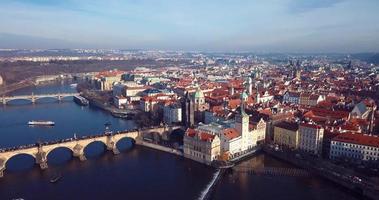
[1,92,79,104]
[0,125,184,177]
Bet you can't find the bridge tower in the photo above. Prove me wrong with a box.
[57,93,62,102]
[31,92,36,104]
[35,144,48,169]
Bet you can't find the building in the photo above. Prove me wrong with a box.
[183,92,264,164]
[183,128,221,165]
[112,83,126,97]
[0,75,3,85]
[252,118,267,145]
[163,103,182,124]
[182,92,195,128]
[330,133,379,162]
[274,121,299,149]
[300,94,325,107]
[298,123,324,154]
[113,96,128,108]
[351,101,370,119]
[125,86,147,97]
[283,91,300,105]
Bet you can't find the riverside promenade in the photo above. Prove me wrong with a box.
[263,146,379,200]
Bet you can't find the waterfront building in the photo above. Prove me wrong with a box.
[163,103,182,124]
[95,70,124,91]
[298,123,324,155]
[330,133,379,162]
[125,86,147,97]
[183,128,221,165]
[112,83,126,97]
[183,92,265,164]
[113,96,128,108]
[274,121,299,149]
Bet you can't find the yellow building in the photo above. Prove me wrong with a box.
[274,121,299,149]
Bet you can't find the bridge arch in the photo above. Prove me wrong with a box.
[83,140,108,158]
[4,153,36,171]
[46,146,74,165]
[5,98,33,104]
[34,96,61,102]
[115,136,136,151]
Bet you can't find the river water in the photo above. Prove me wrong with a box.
[0,81,360,200]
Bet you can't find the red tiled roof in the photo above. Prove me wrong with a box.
[223,128,240,140]
[199,132,216,141]
[333,133,379,148]
[186,128,196,137]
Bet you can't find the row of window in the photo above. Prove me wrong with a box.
[332,142,379,151]
[330,151,378,161]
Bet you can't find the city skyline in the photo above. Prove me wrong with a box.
[0,0,379,53]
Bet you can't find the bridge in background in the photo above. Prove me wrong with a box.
[0,125,184,178]
[1,92,79,104]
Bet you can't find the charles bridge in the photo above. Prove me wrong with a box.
[0,125,184,178]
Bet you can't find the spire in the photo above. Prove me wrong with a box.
[240,91,249,117]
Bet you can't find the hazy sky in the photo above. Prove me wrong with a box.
[0,0,378,52]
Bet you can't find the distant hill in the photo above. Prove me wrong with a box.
[352,53,379,64]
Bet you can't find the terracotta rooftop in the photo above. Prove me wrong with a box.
[333,133,379,148]
[223,128,240,140]
[275,121,299,131]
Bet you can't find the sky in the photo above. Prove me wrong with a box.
[0,0,378,52]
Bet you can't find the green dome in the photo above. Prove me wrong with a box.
[241,91,248,100]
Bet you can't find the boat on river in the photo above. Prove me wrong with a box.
[50,173,62,183]
[28,120,55,126]
[73,95,89,106]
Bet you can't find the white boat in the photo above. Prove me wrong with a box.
[28,120,55,126]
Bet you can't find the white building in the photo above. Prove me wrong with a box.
[183,91,265,164]
[298,123,324,155]
[163,103,182,124]
[330,133,379,162]
[113,96,128,108]
[183,129,221,165]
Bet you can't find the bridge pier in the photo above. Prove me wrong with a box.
[0,168,4,178]
[106,137,120,155]
[73,144,87,161]
[35,151,48,170]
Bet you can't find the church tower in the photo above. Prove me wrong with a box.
[235,91,249,136]
[247,77,253,95]
[182,92,194,128]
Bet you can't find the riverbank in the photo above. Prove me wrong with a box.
[263,146,379,200]
[136,140,183,156]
